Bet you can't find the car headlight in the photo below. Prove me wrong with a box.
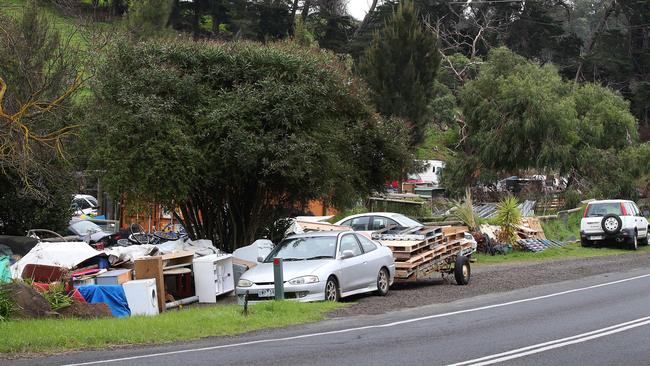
[288,275,319,285]
[237,279,253,287]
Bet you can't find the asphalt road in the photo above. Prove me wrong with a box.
[6,267,650,366]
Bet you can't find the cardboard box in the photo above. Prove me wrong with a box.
[95,269,132,285]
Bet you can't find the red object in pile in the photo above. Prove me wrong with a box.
[33,282,86,303]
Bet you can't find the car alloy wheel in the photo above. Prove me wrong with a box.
[325,278,339,301]
[376,268,389,296]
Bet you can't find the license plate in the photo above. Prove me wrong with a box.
[258,289,275,298]
[590,236,604,240]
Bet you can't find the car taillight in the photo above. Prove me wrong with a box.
[583,205,589,218]
[621,203,628,216]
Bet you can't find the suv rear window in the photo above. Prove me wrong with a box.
[586,203,623,217]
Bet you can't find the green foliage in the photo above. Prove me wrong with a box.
[448,47,639,196]
[574,83,638,149]
[127,0,174,39]
[358,0,441,146]
[87,39,411,251]
[292,17,317,48]
[41,283,72,312]
[0,0,78,221]
[562,189,583,210]
[460,47,578,174]
[451,188,478,232]
[541,210,582,242]
[416,125,458,161]
[0,171,73,235]
[0,287,16,322]
[495,196,521,245]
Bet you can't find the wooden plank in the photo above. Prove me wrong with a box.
[295,220,351,232]
[134,256,165,313]
[442,226,468,237]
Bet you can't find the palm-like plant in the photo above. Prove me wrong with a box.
[452,188,478,232]
[495,196,522,246]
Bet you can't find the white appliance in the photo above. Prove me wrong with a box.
[193,254,235,303]
[122,279,159,316]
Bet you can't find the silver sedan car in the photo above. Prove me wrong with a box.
[236,231,395,303]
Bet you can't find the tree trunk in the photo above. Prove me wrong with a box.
[290,0,300,34]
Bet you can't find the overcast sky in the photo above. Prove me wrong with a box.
[347,0,373,20]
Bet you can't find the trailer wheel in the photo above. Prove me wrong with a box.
[454,255,471,285]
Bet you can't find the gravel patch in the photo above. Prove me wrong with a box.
[329,251,650,317]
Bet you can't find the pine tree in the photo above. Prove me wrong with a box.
[359,0,440,146]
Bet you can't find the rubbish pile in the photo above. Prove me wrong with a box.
[477,217,564,253]
[0,223,243,319]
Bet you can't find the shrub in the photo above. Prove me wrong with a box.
[495,196,521,246]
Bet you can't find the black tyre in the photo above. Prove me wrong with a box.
[639,228,649,246]
[628,233,639,250]
[375,268,390,296]
[601,214,622,235]
[580,238,592,247]
[324,277,340,302]
[454,255,471,285]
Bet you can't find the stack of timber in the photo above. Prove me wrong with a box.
[373,226,472,281]
[515,217,546,240]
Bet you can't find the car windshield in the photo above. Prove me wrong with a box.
[392,214,422,227]
[586,203,623,217]
[69,220,104,235]
[264,236,337,262]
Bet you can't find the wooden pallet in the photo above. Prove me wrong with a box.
[395,240,473,279]
[374,225,473,281]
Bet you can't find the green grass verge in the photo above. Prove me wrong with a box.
[475,242,650,265]
[0,301,345,354]
[540,210,582,241]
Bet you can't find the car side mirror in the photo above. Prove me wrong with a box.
[340,250,354,259]
[257,256,264,263]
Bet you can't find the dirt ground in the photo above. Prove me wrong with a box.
[328,251,650,317]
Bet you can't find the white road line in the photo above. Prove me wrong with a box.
[62,272,650,366]
[447,315,650,366]
[449,316,650,366]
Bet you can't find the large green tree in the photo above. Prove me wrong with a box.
[358,0,440,146]
[444,47,638,198]
[87,39,410,251]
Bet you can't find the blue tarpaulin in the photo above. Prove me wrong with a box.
[77,285,131,317]
[0,256,10,284]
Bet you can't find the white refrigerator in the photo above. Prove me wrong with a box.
[122,279,159,316]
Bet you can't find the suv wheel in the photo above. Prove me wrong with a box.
[628,234,638,250]
[639,228,649,246]
[601,214,622,235]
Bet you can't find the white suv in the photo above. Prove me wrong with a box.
[580,200,649,250]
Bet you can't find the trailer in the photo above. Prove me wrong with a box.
[372,226,475,285]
